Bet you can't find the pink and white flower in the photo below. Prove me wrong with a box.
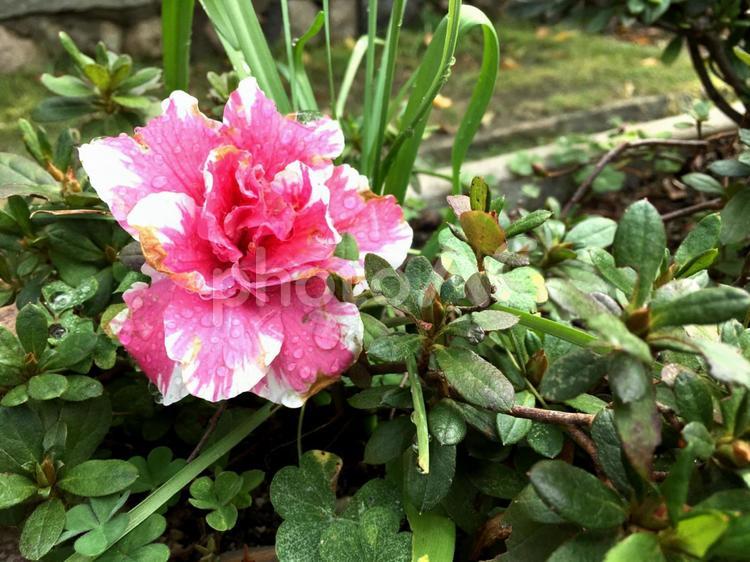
[81,78,412,407]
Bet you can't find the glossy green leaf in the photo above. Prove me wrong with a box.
[721,188,750,245]
[0,473,37,508]
[435,347,514,412]
[530,460,627,529]
[58,459,138,497]
[650,287,750,329]
[613,199,665,307]
[364,417,415,465]
[15,303,47,357]
[540,348,607,401]
[429,401,467,446]
[604,533,665,561]
[403,443,456,513]
[19,498,66,560]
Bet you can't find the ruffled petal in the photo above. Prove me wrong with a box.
[233,162,340,292]
[127,191,234,296]
[114,278,187,405]
[223,77,344,178]
[162,289,284,402]
[79,91,223,235]
[327,164,413,274]
[252,277,363,407]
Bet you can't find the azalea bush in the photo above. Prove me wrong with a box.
[2,1,750,562]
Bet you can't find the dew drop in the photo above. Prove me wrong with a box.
[52,294,72,309]
[292,348,304,359]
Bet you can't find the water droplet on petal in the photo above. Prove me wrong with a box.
[292,348,304,359]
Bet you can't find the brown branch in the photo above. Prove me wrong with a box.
[561,139,710,217]
[660,198,723,222]
[187,402,227,462]
[510,405,593,426]
[687,38,745,125]
[563,424,605,478]
[702,35,750,104]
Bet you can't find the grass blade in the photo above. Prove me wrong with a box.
[407,355,430,474]
[335,36,371,117]
[96,402,277,557]
[381,3,500,201]
[491,304,596,347]
[322,0,337,117]
[378,0,462,196]
[280,0,297,109]
[405,502,456,562]
[201,0,291,112]
[365,0,407,185]
[292,11,325,111]
[360,0,379,176]
[162,0,195,93]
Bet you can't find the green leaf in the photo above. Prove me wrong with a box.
[205,504,238,531]
[0,153,59,199]
[334,232,359,261]
[485,260,548,312]
[505,210,553,238]
[0,384,28,407]
[0,405,43,473]
[39,330,98,372]
[471,310,519,331]
[58,460,138,497]
[75,513,129,557]
[28,374,69,400]
[604,533,665,561]
[405,502,455,562]
[435,347,514,412]
[0,327,26,386]
[681,172,724,195]
[613,387,661,479]
[319,506,411,562]
[527,422,565,458]
[367,334,424,364]
[111,95,154,109]
[588,248,635,295]
[650,287,750,329]
[548,531,618,562]
[404,443,456,513]
[129,446,187,494]
[692,338,750,387]
[530,460,627,529]
[674,372,713,427]
[547,278,607,319]
[40,73,93,97]
[61,375,104,401]
[540,349,608,401]
[709,159,750,177]
[721,188,750,245]
[666,512,729,558]
[428,401,467,446]
[609,353,649,404]
[591,410,631,496]
[587,313,651,364]
[438,228,478,279]
[565,217,617,248]
[0,473,37,508]
[97,513,169,562]
[613,199,665,307]
[59,396,112,467]
[16,304,48,357]
[468,461,527,499]
[364,417,415,465]
[660,35,683,65]
[19,498,65,560]
[469,176,490,212]
[32,96,95,122]
[271,450,341,522]
[674,213,721,268]
[496,391,534,445]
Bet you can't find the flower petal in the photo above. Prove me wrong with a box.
[162,289,284,402]
[127,191,234,296]
[223,77,344,178]
[252,277,363,407]
[327,164,413,272]
[114,278,188,405]
[79,91,223,235]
